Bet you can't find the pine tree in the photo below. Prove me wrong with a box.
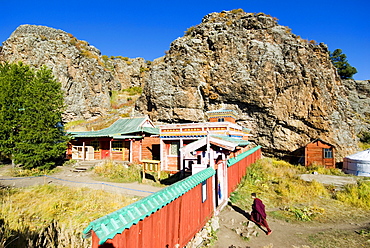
[329,49,357,79]
[0,62,69,169]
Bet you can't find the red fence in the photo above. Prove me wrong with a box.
[227,146,262,196]
[84,146,261,248]
[86,171,214,248]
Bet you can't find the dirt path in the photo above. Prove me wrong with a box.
[213,203,370,248]
[0,165,162,197]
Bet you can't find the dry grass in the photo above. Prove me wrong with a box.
[0,184,138,247]
[230,158,370,221]
[307,228,370,248]
[93,161,142,183]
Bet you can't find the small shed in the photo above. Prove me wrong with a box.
[303,139,335,168]
[343,149,370,177]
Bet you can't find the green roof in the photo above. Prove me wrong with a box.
[70,118,159,138]
[227,145,262,167]
[83,167,215,244]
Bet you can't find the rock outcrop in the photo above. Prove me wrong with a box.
[136,10,367,160]
[0,25,149,121]
[1,11,368,161]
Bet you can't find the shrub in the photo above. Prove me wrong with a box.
[140,67,150,73]
[335,180,370,210]
[122,86,143,96]
[231,9,244,14]
[185,26,196,36]
[359,131,370,143]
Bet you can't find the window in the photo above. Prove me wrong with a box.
[323,148,333,158]
[90,141,100,151]
[112,141,123,151]
[202,181,207,202]
[169,141,180,156]
[218,118,224,122]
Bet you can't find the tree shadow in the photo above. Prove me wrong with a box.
[142,172,157,182]
[160,171,189,185]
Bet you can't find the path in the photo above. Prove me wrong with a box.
[213,203,370,248]
[0,165,162,197]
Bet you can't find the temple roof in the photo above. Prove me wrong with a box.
[70,117,159,138]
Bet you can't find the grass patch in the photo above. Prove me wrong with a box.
[9,166,60,177]
[121,86,142,96]
[0,184,138,247]
[308,228,370,248]
[334,180,370,209]
[64,119,86,130]
[230,158,369,223]
[93,161,142,183]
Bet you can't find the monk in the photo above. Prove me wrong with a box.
[250,193,272,235]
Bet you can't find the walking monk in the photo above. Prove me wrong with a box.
[250,193,272,235]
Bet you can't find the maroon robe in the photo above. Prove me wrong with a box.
[251,198,266,224]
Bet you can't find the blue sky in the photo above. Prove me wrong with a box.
[1,0,369,80]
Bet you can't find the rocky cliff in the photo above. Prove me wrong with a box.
[1,10,369,161]
[0,25,149,121]
[136,10,369,160]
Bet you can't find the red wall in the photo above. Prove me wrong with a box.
[68,137,160,163]
[93,176,214,248]
[89,147,262,248]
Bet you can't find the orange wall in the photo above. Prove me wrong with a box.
[305,140,335,168]
[141,137,160,160]
[209,116,235,123]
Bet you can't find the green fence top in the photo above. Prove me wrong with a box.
[83,167,215,245]
[227,145,262,167]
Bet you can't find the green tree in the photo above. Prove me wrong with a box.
[329,49,357,79]
[0,62,69,169]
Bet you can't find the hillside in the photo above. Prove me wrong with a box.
[0,9,369,161]
[136,10,369,160]
[0,25,149,122]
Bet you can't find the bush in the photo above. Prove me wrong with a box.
[359,131,370,143]
[335,180,370,210]
[122,86,143,96]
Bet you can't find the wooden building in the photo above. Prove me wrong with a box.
[159,109,251,173]
[303,139,335,168]
[66,117,160,163]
